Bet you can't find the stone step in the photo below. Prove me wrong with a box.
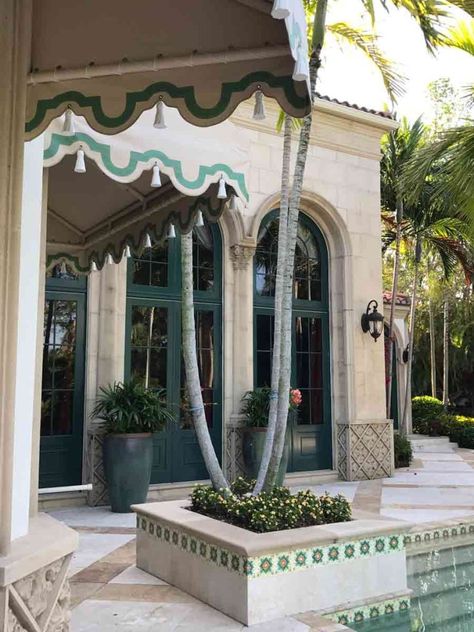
[285,469,339,487]
[408,434,458,452]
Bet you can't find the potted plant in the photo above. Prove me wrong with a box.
[240,387,301,486]
[92,381,174,512]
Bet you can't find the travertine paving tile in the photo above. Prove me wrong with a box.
[69,533,136,576]
[110,565,167,585]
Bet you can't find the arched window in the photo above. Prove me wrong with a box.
[254,210,331,472]
[126,221,222,484]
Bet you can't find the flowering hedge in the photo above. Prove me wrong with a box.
[190,477,351,533]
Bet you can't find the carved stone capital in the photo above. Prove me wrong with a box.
[230,243,256,270]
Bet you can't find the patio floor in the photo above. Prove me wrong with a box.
[49,437,474,631]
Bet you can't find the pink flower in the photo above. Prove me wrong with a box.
[290,388,302,407]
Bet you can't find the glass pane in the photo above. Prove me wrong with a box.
[180,310,215,429]
[193,225,215,292]
[132,242,169,286]
[255,215,321,302]
[51,390,74,434]
[130,306,168,389]
[295,316,324,425]
[256,314,274,387]
[41,299,78,437]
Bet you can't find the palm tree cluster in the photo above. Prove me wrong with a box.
[182,0,474,491]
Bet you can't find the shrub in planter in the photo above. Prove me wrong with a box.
[92,381,174,512]
[190,477,351,533]
[394,432,413,468]
[240,388,301,485]
[412,396,444,434]
[440,414,474,448]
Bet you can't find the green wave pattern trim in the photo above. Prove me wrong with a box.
[27,71,309,133]
[44,132,249,201]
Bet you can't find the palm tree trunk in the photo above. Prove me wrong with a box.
[253,113,292,494]
[443,296,449,409]
[429,296,437,398]
[401,236,422,435]
[262,0,328,491]
[386,200,403,418]
[181,230,228,490]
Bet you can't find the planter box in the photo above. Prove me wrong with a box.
[133,500,411,626]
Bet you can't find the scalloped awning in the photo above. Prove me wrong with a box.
[27,0,310,139]
[45,109,250,273]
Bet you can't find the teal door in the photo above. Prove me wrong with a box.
[40,268,87,488]
[254,211,332,472]
[125,221,222,483]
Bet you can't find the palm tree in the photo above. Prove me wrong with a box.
[382,175,473,432]
[381,118,425,418]
[181,230,228,490]
[257,0,471,491]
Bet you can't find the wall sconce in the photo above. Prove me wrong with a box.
[402,345,409,363]
[361,300,384,342]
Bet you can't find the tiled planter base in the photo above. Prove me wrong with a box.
[133,500,411,626]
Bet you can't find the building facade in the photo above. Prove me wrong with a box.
[38,97,399,507]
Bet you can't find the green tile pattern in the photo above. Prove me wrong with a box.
[136,513,406,579]
[327,595,411,626]
[404,522,474,547]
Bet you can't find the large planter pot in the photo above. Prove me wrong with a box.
[242,427,289,485]
[103,433,153,513]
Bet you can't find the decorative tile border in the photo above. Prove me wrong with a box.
[136,513,405,579]
[326,595,411,626]
[404,521,474,547]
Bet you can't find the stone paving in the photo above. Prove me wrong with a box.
[48,436,474,631]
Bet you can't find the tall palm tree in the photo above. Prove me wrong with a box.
[382,176,473,432]
[381,118,425,418]
[258,0,470,491]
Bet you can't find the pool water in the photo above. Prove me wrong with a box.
[352,542,474,631]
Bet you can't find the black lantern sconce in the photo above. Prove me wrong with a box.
[361,300,384,342]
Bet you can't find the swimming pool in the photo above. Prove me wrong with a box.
[352,539,474,631]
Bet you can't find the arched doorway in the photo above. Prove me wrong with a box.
[125,221,222,483]
[253,210,332,471]
[384,325,399,429]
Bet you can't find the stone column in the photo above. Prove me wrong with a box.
[0,5,77,630]
[86,260,127,506]
[224,241,255,481]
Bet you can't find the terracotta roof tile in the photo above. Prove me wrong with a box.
[316,93,395,120]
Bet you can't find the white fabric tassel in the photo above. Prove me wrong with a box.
[151,163,162,187]
[90,260,98,272]
[253,90,266,120]
[63,109,75,134]
[271,0,291,19]
[60,261,67,275]
[196,209,204,227]
[229,194,238,211]
[217,176,227,199]
[154,101,167,129]
[144,233,152,249]
[293,48,309,82]
[167,223,176,239]
[74,148,86,173]
[123,244,132,258]
[106,253,114,265]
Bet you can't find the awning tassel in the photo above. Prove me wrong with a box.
[63,109,75,134]
[74,148,86,173]
[229,194,238,211]
[123,244,132,258]
[196,209,204,227]
[293,48,309,82]
[253,90,266,121]
[90,260,98,273]
[154,101,167,129]
[167,223,176,239]
[60,261,67,275]
[144,233,152,249]
[106,253,114,265]
[271,0,291,19]
[151,163,162,188]
[217,176,227,199]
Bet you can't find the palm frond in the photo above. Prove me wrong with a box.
[443,16,474,54]
[388,0,452,53]
[327,22,407,103]
[446,0,474,17]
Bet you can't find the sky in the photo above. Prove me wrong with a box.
[316,1,474,123]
